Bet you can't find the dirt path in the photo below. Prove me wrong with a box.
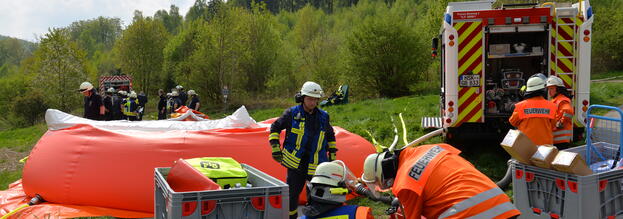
[0,148,28,172]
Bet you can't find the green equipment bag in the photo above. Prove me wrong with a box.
[184,157,248,189]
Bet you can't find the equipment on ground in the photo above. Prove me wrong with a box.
[427,0,593,143]
[320,85,349,107]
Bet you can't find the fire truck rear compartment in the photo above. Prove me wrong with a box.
[484,30,548,117]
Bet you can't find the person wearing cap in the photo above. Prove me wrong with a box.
[360,144,520,219]
[176,85,187,106]
[157,89,167,120]
[79,82,105,120]
[268,81,337,219]
[509,74,558,145]
[187,90,200,111]
[547,75,574,147]
[123,91,140,121]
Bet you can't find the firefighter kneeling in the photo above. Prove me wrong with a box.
[361,144,521,219]
[301,161,373,219]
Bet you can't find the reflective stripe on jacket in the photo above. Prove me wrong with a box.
[509,96,557,145]
[282,105,331,175]
[393,144,521,219]
[552,94,574,144]
[123,98,139,116]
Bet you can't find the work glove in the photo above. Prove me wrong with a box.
[271,144,283,163]
[329,152,336,161]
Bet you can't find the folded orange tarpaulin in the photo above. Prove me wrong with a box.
[0,180,152,218]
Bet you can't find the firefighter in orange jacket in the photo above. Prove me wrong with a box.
[546,75,574,148]
[361,144,520,219]
[509,74,557,145]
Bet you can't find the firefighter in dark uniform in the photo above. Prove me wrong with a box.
[157,89,167,120]
[79,82,105,120]
[188,90,200,111]
[269,81,337,219]
[177,85,187,106]
[103,87,115,121]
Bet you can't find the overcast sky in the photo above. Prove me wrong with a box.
[0,0,195,42]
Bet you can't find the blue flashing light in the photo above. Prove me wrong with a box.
[587,6,593,19]
[445,13,452,24]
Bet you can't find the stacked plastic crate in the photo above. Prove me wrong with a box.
[155,164,289,219]
[512,105,623,219]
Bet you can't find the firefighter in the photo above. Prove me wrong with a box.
[547,75,574,148]
[103,88,115,121]
[509,75,557,145]
[187,90,200,111]
[157,89,167,120]
[166,92,174,115]
[171,91,183,112]
[176,85,187,106]
[268,81,337,219]
[301,161,373,219]
[361,144,521,219]
[79,82,105,120]
[137,91,147,121]
[123,91,140,121]
[115,90,127,120]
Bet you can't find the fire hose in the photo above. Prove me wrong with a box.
[0,194,44,219]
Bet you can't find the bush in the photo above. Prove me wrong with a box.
[11,90,48,127]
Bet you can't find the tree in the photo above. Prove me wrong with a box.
[238,3,282,94]
[154,5,184,34]
[29,28,90,112]
[115,14,169,94]
[346,14,421,97]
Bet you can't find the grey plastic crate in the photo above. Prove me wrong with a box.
[155,164,289,219]
[512,144,623,219]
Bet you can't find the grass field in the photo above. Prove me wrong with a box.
[0,77,621,217]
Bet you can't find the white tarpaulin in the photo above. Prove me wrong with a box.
[45,106,264,131]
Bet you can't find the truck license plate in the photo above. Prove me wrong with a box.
[460,75,480,87]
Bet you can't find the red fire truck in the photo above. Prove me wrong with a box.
[423,0,594,143]
[99,75,132,94]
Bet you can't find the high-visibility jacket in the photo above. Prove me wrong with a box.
[299,205,373,219]
[123,98,139,117]
[392,144,521,219]
[276,105,335,175]
[509,96,557,145]
[552,94,574,144]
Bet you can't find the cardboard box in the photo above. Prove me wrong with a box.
[490,44,510,55]
[552,151,593,176]
[530,145,558,169]
[500,129,537,164]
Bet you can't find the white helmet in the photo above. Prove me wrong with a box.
[361,152,396,197]
[311,162,345,187]
[79,82,93,92]
[188,90,196,95]
[526,75,546,92]
[118,90,127,96]
[176,85,183,90]
[129,91,137,98]
[546,75,564,87]
[106,87,115,93]
[171,91,179,96]
[301,81,324,98]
